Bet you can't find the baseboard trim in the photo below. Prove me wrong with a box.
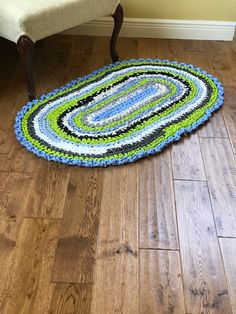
[62,17,236,41]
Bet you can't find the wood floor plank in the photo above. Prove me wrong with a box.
[206,41,236,87]
[49,283,92,314]
[183,41,229,140]
[3,143,40,173]
[171,133,206,181]
[223,87,236,153]
[0,128,11,155]
[200,138,236,237]
[0,172,32,238]
[159,39,183,62]
[0,172,32,304]
[0,153,7,170]
[52,168,103,283]
[180,41,229,140]
[25,163,71,218]
[140,250,185,314]
[2,93,46,174]
[181,40,212,72]
[198,110,228,138]
[34,36,72,96]
[0,38,19,92]
[0,60,30,158]
[219,238,236,313]
[0,94,18,155]
[138,38,162,59]
[139,150,179,250]
[90,165,138,314]
[119,37,139,60]
[174,180,232,314]
[66,35,96,79]
[0,218,60,314]
[182,40,207,54]
[90,36,110,69]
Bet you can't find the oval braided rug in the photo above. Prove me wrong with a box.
[15,59,224,167]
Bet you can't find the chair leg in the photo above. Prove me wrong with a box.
[110,4,123,63]
[17,35,36,101]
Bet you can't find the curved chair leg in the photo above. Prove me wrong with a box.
[17,35,36,101]
[110,4,123,63]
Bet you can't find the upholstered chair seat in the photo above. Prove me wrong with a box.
[0,0,123,99]
[0,0,120,43]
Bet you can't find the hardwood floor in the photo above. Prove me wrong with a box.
[0,34,236,314]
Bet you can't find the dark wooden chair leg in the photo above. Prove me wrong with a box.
[110,4,123,63]
[17,35,36,101]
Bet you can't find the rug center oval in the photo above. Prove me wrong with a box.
[68,78,177,131]
[88,80,165,123]
[15,59,224,167]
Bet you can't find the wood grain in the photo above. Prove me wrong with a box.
[90,36,110,69]
[0,218,60,314]
[0,172,32,241]
[66,36,95,79]
[3,143,39,173]
[0,72,30,160]
[171,133,206,181]
[140,250,185,314]
[139,150,179,250]
[198,110,228,138]
[52,168,103,283]
[174,180,232,314]
[0,172,32,305]
[182,40,207,53]
[0,128,11,155]
[0,94,18,155]
[200,138,236,237]
[181,40,211,72]
[138,38,162,59]
[186,42,228,139]
[118,37,139,60]
[49,283,92,314]
[219,238,236,314]
[206,41,236,87]
[159,39,182,62]
[90,165,138,314]
[25,163,71,218]
[34,36,72,96]
[223,87,236,153]
[0,38,19,92]
[0,154,7,170]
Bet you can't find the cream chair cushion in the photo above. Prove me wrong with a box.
[0,0,120,43]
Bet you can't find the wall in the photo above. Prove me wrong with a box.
[121,0,236,21]
[64,0,236,40]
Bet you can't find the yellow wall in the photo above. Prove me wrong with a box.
[122,0,236,21]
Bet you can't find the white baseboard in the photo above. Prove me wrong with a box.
[62,17,236,41]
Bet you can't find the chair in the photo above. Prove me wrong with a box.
[0,0,123,100]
